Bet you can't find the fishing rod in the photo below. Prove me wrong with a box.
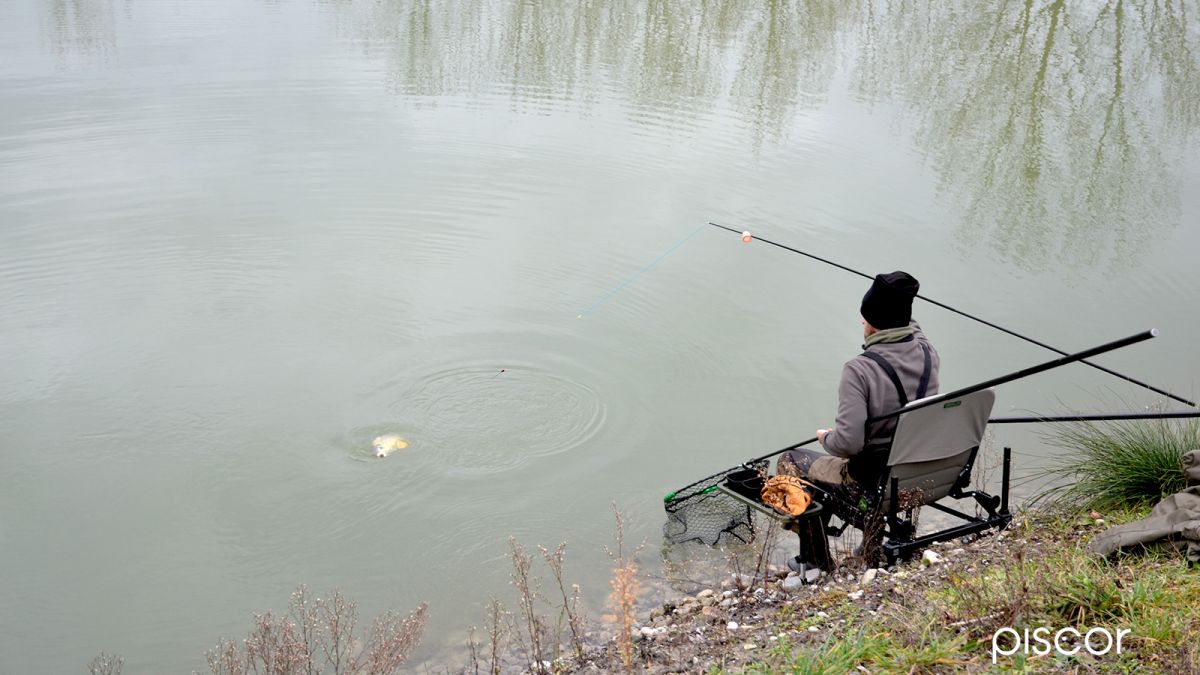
[665,328,1157,504]
[710,222,1196,408]
[867,329,1156,423]
[989,410,1200,424]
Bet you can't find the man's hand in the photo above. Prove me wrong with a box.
[816,428,830,443]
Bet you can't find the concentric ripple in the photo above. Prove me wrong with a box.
[370,361,607,477]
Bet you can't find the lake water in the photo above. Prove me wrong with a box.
[2,1,1198,671]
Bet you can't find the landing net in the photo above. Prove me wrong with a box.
[662,460,769,546]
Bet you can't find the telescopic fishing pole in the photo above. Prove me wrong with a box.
[988,410,1200,424]
[866,329,1157,423]
[665,329,1158,504]
[710,222,1196,408]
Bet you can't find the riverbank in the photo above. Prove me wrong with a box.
[563,509,1199,673]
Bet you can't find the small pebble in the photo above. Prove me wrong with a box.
[727,621,739,631]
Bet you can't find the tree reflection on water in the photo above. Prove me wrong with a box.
[852,0,1200,271]
[321,0,1200,271]
[46,0,1200,271]
[46,0,118,62]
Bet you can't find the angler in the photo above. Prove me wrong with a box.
[779,271,939,507]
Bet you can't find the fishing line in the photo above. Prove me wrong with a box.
[712,221,1196,407]
[577,222,707,319]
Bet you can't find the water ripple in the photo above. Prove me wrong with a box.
[361,361,607,478]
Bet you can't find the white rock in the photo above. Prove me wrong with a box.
[781,576,806,593]
[861,568,878,585]
[727,621,739,631]
[847,590,864,601]
[808,626,819,632]
[949,548,966,556]
[816,611,829,619]
[922,550,942,565]
[743,643,757,650]
[697,589,715,599]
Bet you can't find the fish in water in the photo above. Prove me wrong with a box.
[372,434,409,458]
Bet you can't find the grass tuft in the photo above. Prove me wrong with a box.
[1034,418,1198,511]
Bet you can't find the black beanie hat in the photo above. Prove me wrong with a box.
[860,271,920,329]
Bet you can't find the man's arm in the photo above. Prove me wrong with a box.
[819,361,868,458]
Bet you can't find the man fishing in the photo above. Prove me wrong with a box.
[779,271,940,499]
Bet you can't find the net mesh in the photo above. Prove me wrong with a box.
[662,460,769,546]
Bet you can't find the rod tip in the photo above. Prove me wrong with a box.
[1150,327,1160,337]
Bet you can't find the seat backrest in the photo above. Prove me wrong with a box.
[882,388,995,505]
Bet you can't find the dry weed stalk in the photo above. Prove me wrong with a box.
[507,537,548,673]
[244,611,309,674]
[752,516,781,591]
[608,562,639,672]
[347,604,429,674]
[485,597,506,675]
[466,625,480,675]
[206,638,246,675]
[605,504,644,673]
[203,586,427,675]
[88,652,124,675]
[539,542,586,661]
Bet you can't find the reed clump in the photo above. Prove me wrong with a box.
[1035,418,1198,511]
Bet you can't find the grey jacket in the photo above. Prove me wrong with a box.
[1088,450,1200,562]
[820,320,940,484]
